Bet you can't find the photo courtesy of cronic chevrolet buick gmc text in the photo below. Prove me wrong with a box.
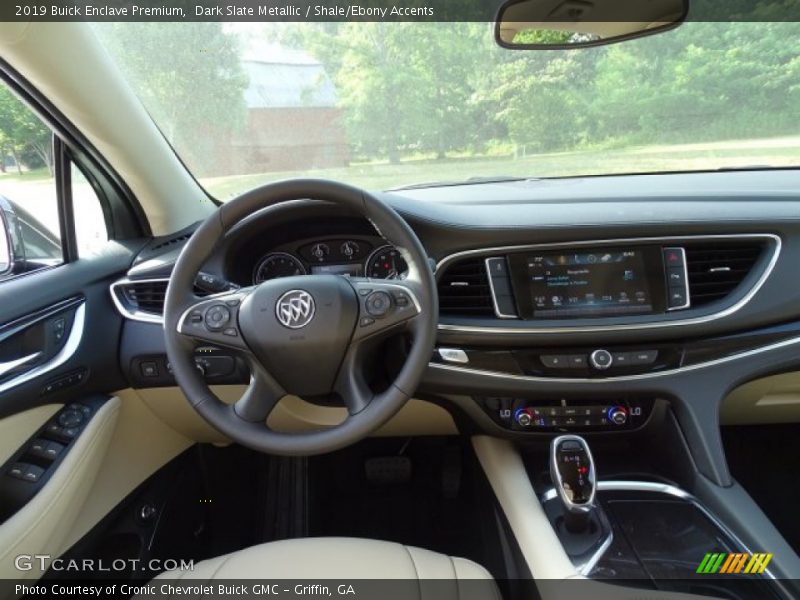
[0,1,799,599]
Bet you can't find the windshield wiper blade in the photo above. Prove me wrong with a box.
[387,175,532,192]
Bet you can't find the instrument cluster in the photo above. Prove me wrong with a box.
[252,237,408,284]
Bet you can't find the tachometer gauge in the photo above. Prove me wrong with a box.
[364,245,408,279]
[253,252,306,283]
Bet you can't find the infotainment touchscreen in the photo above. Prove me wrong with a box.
[526,249,653,318]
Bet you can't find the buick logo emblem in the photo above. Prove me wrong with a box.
[275,290,315,329]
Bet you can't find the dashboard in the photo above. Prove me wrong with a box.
[106,170,800,580]
[113,170,800,477]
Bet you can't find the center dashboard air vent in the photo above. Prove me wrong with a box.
[684,241,766,307]
[437,258,494,317]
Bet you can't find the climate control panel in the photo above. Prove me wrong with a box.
[479,397,650,432]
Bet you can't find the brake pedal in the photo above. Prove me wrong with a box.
[365,456,412,485]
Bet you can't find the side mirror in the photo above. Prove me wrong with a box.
[0,196,20,280]
[496,0,688,49]
[0,209,13,277]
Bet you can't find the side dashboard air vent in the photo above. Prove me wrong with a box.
[437,258,494,316]
[118,280,209,316]
[122,280,169,314]
[685,242,766,307]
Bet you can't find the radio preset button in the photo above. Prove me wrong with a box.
[629,350,658,365]
[541,355,568,369]
[567,355,588,368]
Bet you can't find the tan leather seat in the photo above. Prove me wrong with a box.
[156,537,499,599]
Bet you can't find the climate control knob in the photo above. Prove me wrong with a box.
[514,408,533,427]
[590,349,613,370]
[607,405,628,425]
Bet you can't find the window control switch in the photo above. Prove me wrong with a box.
[7,463,29,480]
[29,438,52,460]
[22,465,45,483]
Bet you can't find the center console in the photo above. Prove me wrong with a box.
[541,435,780,597]
[472,435,786,600]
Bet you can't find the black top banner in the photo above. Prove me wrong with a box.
[3,0,800,22]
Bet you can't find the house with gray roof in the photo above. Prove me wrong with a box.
[215,43,349,176]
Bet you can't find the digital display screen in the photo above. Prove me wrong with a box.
[556,444,593,505]
[310,263,362,277]
[527,249,653,318]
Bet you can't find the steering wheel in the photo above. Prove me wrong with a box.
[163,179,438,456]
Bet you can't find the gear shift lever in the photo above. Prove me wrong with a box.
[550,435,596,533]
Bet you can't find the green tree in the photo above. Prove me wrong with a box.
[93,23,247,173]
[0,86,53,175]
[280,23,495,163]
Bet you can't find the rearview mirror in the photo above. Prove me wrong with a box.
[496,0,688,49]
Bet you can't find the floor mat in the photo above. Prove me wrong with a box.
[722,424,800,554]
[306,437,503,574]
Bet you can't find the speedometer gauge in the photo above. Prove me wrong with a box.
[364,245,408,279]
[253,252,306,283]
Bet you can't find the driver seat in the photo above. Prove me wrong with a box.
[154,537,499,598]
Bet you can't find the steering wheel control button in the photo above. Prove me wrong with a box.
[204,305,231,330]
[438,348,469,364]
[365,291,393,317]
[222,328,238,337]
[190,311,203,323]
[225,298,241,307]
[393,292,410,307]
[589,349,613,370]
[360,317,375,327]
[358,288,372,296]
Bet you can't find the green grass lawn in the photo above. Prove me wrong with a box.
[0,167,53,182]
[201,136,800,201]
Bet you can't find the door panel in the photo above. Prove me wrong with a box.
[0,396,120,579]
[0,241,139,419]
[0,235,141,576]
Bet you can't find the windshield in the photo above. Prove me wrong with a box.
[93,22,800,199]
